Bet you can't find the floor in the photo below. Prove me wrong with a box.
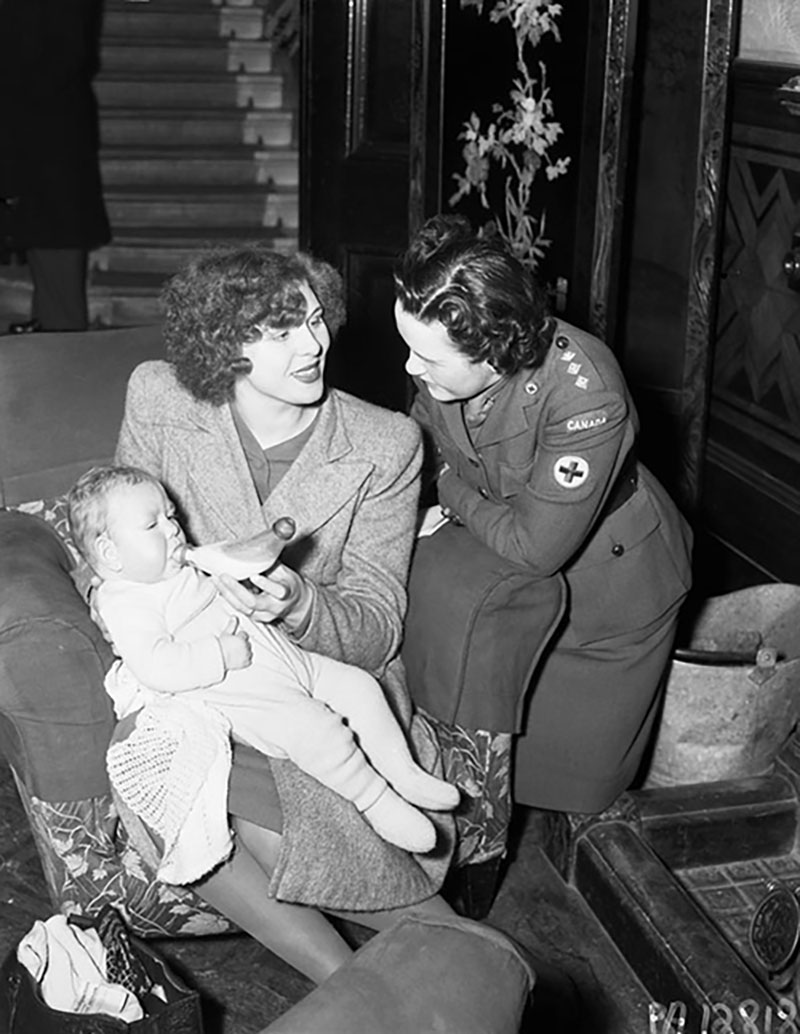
[0,761,654,1033]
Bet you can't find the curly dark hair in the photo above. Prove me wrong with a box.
[394,215,552,376]
[161,242,346,405]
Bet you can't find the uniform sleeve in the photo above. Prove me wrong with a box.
[99,589,226,693]
[438,388,631,575]
[292,417,423,677]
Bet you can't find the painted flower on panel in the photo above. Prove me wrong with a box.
[451,0,570,270]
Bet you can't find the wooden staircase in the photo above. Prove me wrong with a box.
[0,0,298,328]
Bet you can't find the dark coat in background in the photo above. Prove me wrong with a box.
[0,0,110,251]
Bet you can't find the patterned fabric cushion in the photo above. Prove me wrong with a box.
[424,712,513,867]
[12,770,235,938]
[13,495,79,562]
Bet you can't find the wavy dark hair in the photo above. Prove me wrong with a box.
[161,242,346,405]
[394,215,552,376]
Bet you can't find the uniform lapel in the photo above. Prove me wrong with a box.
[440,396,480,462]
[473,370,543,446]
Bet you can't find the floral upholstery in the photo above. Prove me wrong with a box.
[425,712,513,868]
[12,770,234,939]
[13,496,77,558]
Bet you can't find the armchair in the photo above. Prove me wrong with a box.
[0,325,234,937]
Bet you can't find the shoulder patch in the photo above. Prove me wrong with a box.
[564,409,609,433]
[553,455,590,489]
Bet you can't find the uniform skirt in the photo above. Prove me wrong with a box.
[512,595,684,813]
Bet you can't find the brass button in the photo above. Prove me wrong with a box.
[555,335,570,350]
[524,381,538,396]
[611,543,625,557]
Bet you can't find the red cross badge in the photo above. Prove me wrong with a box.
[553,455,589,488]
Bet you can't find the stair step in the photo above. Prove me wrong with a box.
[105,188,298,229]
[100,109,293,147]
[73,0,299,325]
[0,265,31,325]
[97,283,166,328]
[100,39,275,74]
[0,266,166,329]
[96,72,283,110]
[101,148,298,188]
[95,228,297,274]
[102,7,265,40]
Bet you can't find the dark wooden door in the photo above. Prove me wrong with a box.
[299,0,640,415]
[299,0,414,413]
[612,0,739,512]
[409,0,639,341]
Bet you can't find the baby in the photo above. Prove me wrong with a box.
[67,465,458,868]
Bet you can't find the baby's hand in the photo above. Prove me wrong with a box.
[219,615,252,671]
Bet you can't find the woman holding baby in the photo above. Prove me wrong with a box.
[114,242,464,983]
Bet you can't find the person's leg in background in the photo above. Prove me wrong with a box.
[28,247,89,331]
[9,247,90,333]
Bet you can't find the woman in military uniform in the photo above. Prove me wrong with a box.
[394,215,693,816]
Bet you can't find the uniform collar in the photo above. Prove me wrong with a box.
[469,366,545,445]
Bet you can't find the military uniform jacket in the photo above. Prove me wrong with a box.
[411,319,692,648]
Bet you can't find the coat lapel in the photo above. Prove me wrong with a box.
[261,392,374,538]
[181,401,265,540]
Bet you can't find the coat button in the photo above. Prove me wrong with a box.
[555,335,570,350]
[479,488,489,499]
[611,543,625,557]
[524,381,538,396]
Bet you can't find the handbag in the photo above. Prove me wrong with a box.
[0,907,203,1034]
[402,521,566,733]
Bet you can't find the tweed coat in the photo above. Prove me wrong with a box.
[115,360,423,724]
[113,362,459,906]
[411,318,693,813]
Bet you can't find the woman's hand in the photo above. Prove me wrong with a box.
[212,563,314,635]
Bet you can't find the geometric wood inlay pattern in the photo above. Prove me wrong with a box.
[713,149,800,439]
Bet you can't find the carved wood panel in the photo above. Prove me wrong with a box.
[714,149,800,436]
[703,59,800,583]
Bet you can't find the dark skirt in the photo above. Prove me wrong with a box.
[513,596,683,813]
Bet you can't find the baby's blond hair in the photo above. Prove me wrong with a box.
[67,465,162,565]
